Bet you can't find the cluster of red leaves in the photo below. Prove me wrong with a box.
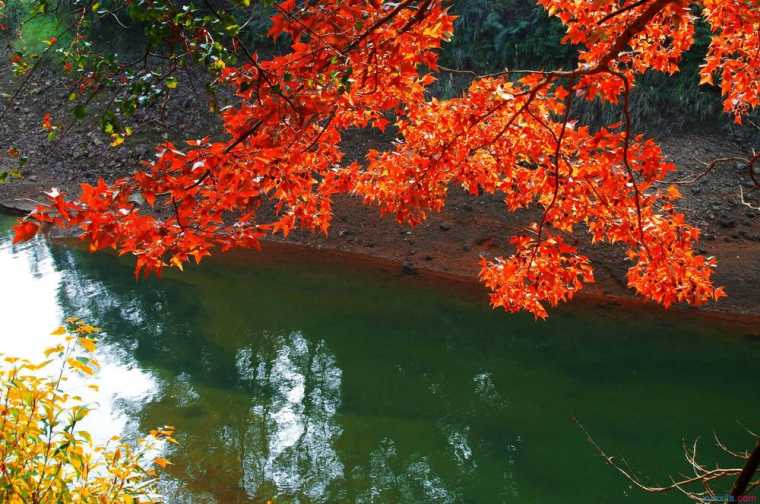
[15,0,757,318]
[480,234,594,319]
[700,0,760,121]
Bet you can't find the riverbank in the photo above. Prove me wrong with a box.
[3,179,760,330]
[2,60,759,321]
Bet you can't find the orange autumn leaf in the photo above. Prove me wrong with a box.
[667,184,682,200]
[12,221,39,244]
[42,112,53,130]
[153,457,172,468]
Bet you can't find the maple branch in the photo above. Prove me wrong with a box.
[672,156,747,185]
[201,0,301,115]
[612,71,648,250]
[396,78,551,210]
[342,0,418,55]
[596,0,676,72]
[528,81,574,269]
[224,118,264,153]
[171,197,184,230]
[398,0,434,35]
[714,432,752,461]
[185,170,211,192]
[270,3,343,57]
[596,0,651,26]
[482,79,550,148]
[443,0,673,84]
[302,111,336,153]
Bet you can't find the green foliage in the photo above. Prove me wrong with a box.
[2,0,70,57]
[442,0,576,73]
[13,14,64,53]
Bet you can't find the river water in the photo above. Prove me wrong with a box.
[1,214,758,503]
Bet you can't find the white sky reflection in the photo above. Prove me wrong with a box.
[0,231,159,443]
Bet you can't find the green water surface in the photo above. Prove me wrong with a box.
[1,215,758,503]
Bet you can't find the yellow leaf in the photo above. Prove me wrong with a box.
[67,358,94,376]
[110,134,124,147]
[28,359,52,370]
[76,324,99,334]
[51,326,67,336]
[78,337,96,353]
[170,256,184,271]
[153,457,172,468]
[44,344,65,357]
[422,22,442,38]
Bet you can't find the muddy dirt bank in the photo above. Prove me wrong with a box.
[2,61,759,320]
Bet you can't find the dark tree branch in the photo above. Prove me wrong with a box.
[732,439,760,497]
[597,0,651,26]
[574,417,760,502]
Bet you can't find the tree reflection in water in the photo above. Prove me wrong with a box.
[46,244,470,503]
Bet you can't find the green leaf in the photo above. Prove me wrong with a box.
[73,104,87,119]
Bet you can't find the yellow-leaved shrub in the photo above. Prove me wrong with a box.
[0,318,176,503]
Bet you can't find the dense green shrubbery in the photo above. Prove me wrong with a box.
[2,0,69,56]
[442,0,577,73]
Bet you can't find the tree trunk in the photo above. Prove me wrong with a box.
[731,438,760,497]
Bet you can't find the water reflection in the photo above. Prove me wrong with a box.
[2,217,759,503]
[237,333,343,501]
[31,236,507,502]
[0,231,158,444]
[353,438,456,503]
